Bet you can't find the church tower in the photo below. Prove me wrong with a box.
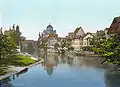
[39,32,41,38]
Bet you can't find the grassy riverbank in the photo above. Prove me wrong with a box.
[0,55,37,75]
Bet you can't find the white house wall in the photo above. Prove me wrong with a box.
[83,34,93,46]
[72,39,83,51]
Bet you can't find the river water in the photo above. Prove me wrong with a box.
[0,54,120,87]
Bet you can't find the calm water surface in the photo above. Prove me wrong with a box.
[0,54,120,87]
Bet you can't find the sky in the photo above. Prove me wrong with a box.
[0,0,120,40]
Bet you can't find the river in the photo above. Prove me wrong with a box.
[0,54,120,87]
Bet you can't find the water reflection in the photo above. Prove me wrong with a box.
[105,71,120,87]
[67,56,74,66]
[0,53,120,87]
[41,53,103,76]
[40,53,120,87]
[16,68,28,78]
[0,78,12,87]
[41,54,58,76]
[0,67,28,87]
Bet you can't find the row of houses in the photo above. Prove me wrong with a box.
[71,16,120,51]
[1,16,120,53]
[66,27,95,51]
[37,24,95,51]
[37,25,104,51]
[21,15,120,53]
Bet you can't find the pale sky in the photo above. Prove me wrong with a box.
[0,0,120,40]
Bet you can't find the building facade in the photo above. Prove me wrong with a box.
[42,24,56,35]
[108,16,120,34]
[83,32,94,46]
[67,27,94,51]
[72,36,83,51]
[72,27,85,51]
[38,24,59,51]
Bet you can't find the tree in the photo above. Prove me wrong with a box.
[4,29,17,45]
[65,38,73,52]
[54,43,59,51]
[91,33,120,65]
[4,25,21,46]
[15,25,21,46]
[0,35,16,59]
[39,43,47,52]
[100,34,120,65]
[20,36,26,52]
[27,43,35,54]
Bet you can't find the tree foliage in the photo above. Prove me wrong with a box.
[15,25,21,46]
[27,43,35,54]
[0,24,22,59]
[0,35,16,59]
[54,43,59,51]
[5,25,21,46]
[91,33,120,65]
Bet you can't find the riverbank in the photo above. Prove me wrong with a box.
[0,54,44,80]
[0,59,44,80]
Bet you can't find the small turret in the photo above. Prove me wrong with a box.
[39,32,41,38]
[12,24,15,30]
[0,27,3,35]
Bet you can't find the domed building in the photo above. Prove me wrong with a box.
[43,24,56,35]
[38,24,58,46]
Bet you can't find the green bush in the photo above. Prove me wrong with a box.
[82,46,93,52]
[91,34,120,65]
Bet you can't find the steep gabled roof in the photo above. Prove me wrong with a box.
[91,33,96,36]
[74,27,80,35]
[68,32,74,35]
[74,27,85,36]
[108,16,120,34]
[83,32,94,38]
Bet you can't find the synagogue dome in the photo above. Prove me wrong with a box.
[46,24,53,31]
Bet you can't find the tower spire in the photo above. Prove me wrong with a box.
[9,26,11,30]
[49,22,51,25]
[0,27,3,35]
[39,32,41,38]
